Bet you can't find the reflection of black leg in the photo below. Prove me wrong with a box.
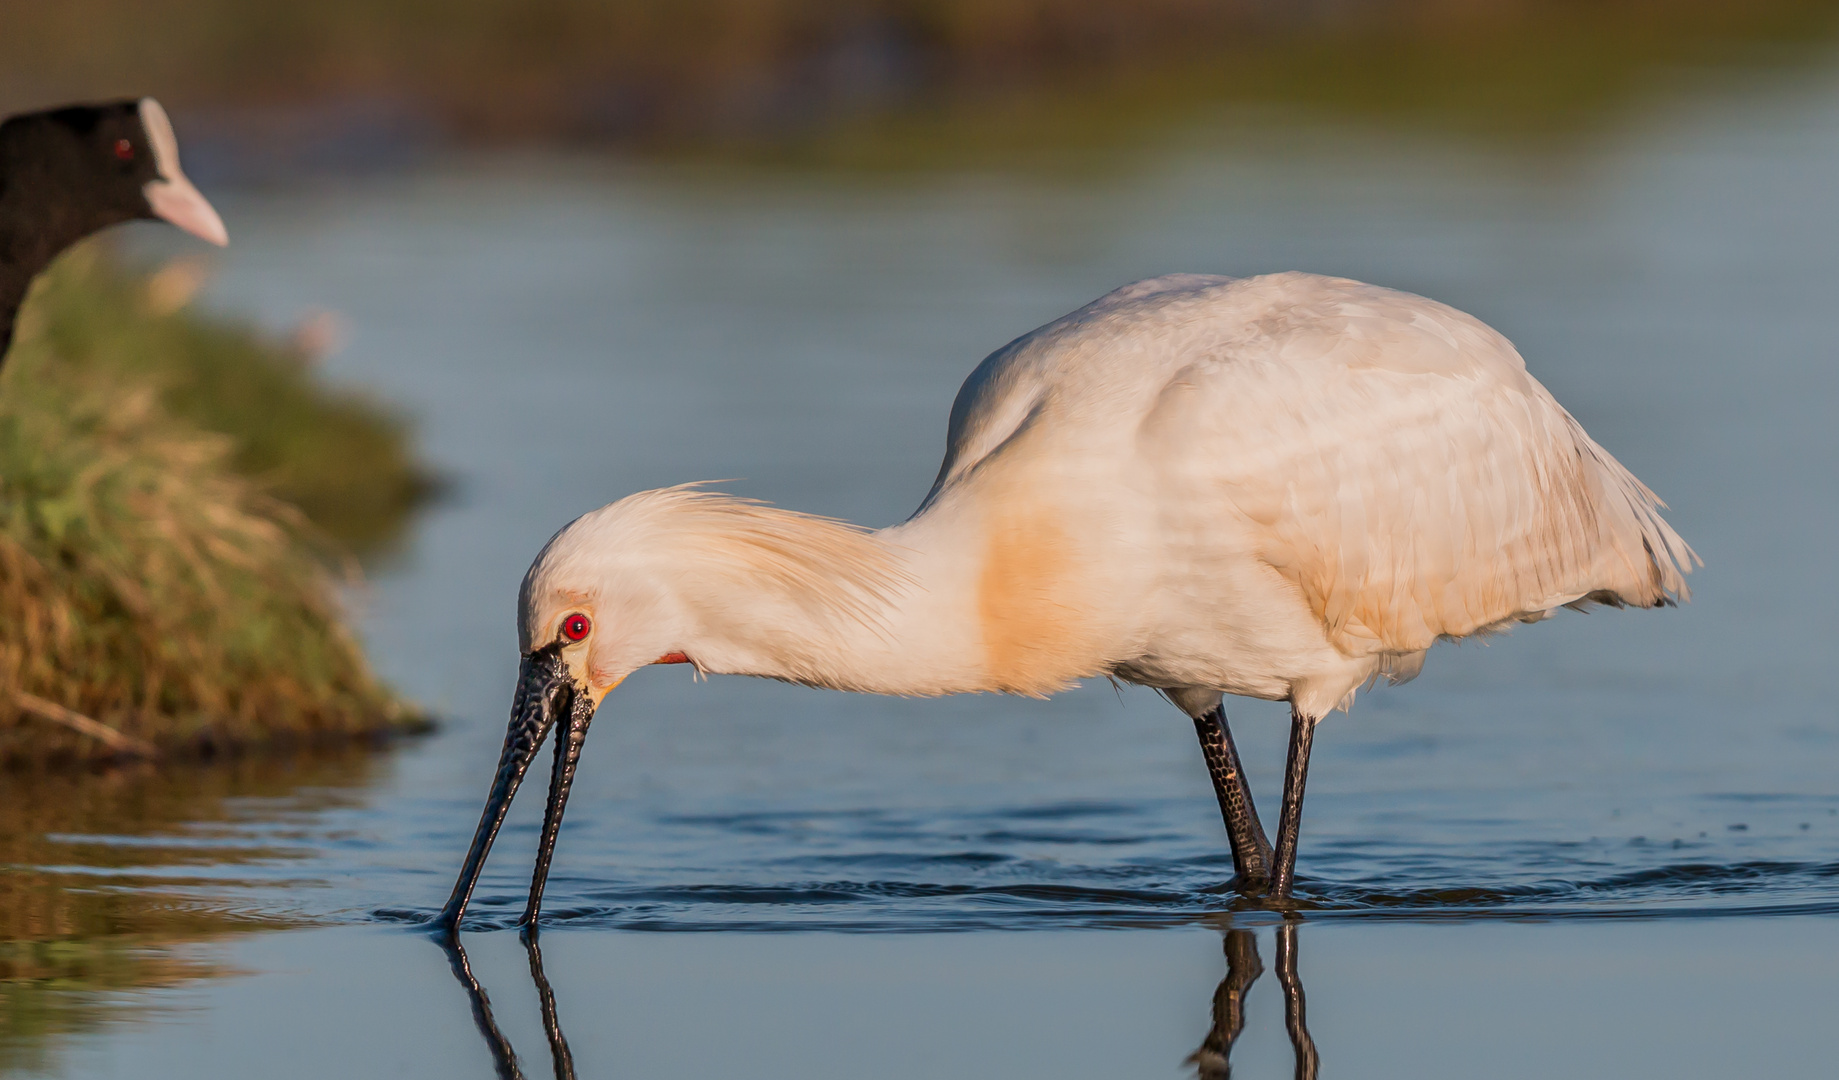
[1275,922,1319,1080]
[1271,710,1316,899]
[438,935,525,1080]
[524,930,578,1080]
[1193,707,1274,889]
[1189,929,1265,1079]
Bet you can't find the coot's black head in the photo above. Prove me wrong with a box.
[0,97,226,363]
[0,97,227,253]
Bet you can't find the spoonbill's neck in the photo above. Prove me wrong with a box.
[631,492,1114,699]
[668,508,995,697]
[524,485,1121,699]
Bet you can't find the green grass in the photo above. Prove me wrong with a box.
[28,252,439,554]
[0,247,431,765]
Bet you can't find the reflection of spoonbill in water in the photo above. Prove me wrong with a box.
[1191,925,1318,1080]
[441,933,576,1080]
[435,271,1696,929]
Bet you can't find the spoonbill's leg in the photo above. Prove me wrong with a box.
[1270,709,1317,898]
[1275,922,1320,1079]
[1187,928,1264,1079]
[1192,707,1273,887]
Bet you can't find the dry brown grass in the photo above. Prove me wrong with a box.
[0,250,426,765]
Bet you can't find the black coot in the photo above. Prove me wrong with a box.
[0,97,227,365]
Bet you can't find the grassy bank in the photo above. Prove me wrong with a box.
[0,248,432,766]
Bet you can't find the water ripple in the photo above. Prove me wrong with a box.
[370,857,1839,933]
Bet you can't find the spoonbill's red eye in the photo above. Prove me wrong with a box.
[561,613,592,642]
[114,139,134,161]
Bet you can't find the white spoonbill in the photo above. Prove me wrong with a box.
[436,271,1696,929]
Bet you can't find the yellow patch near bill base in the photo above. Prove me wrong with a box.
[591,675,625,705]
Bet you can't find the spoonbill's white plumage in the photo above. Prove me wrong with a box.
[438,271,1696,928]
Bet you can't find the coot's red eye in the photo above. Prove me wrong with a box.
[561,614,591,642]
[114,138,134,161]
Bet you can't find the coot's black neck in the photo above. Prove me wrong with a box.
[0,233,59,366]
[0,120,145,366]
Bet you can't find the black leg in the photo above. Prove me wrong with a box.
[1270,709,1316,899]
[1188,928,1265,1079]
[1275,922,1319,1080]
[1193,706,1273,888]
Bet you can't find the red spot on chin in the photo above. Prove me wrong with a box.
[653,652,690,665]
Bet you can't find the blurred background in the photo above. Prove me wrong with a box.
[7,0,1839,167]
[4,2,1839,1078]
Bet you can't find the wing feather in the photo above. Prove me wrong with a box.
[1167,274,1696,656]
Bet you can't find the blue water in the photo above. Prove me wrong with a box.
[34,49,1839,1079]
